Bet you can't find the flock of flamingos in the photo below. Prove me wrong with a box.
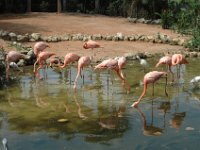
[5,40,200,108]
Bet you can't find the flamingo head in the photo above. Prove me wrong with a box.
[83,43,88,49]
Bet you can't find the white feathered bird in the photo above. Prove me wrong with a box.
[2,138,8,150]
[190,76,200,83]
[10,62,23,72]
[190,76,200,88]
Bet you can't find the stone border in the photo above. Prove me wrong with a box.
[0,29,190,46]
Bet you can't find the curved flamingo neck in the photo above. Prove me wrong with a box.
[136,81,148,104]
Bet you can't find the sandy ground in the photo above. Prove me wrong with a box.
[0,12,185,58]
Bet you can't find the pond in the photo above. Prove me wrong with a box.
[0,57,200,150]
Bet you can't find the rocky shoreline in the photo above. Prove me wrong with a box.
[0,29,189,46]
[0,27,199,83]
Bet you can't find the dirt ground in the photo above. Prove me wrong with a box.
[0,12,186,59]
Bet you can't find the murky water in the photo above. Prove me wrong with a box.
[0,57,200,150]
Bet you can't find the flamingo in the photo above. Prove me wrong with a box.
[131,71,168,108]
[73,56,92,91]
[114,56,126,79]
[156,56,174,82]
[5,51,26,79]
[83,40,102,56]
[34,51,56,79]
[33,41,50,56]
[171,54,188,79]
[59,53,80,69]
[94,58,130,93]
[58,53,80,83]
[49,57,62,68]
[33,42,50,72]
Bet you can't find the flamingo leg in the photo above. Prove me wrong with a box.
[36,62,44,80]
[33,59,39,73]
[152,83,155,96]
[165,75,168,96]
[69,65,71,85]
[6,60,10,79]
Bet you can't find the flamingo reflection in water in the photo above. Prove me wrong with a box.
[73,94,88,120]
[136,107,163,136]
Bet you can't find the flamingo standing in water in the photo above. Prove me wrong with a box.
[83,40,102,56]
[34,51,55,79]
[94,57,130,93]
[171,54,188,79]
[58,53,80,83]
[5,51,26,79]
[73,56,92,91]
[33,42,50,72]
[131,71,168,108]
[156,56,174,82]
[59,53,80,69]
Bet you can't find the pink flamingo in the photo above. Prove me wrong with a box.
[83,40,102,56]
[115,56,126,79]
[49,57,62,68]
[34,51,55,79]
[171,54,188,78]
[73,56,92,91]
[156,56,174,82]
[33,42,50,72]
[6,51,26,79]
[59,53,80,69]
[59,53,80,83]
[131,71,168,108]
[94,58,130,93]
[33,41,50,56]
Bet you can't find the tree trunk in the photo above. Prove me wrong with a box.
[27,0,31,12]
[5,0,13,13]
[63,0,66,12]
[57,0,62,13]
[95,0,100,13]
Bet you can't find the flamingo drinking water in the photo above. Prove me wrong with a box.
[131,71,168,108]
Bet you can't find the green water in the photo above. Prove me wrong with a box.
[0,57,200,150]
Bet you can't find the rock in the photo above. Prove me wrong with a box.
[171,38,179,45]
[9,32,17,41]
[116,32,124,41]
[178,39,186,46]
[152,19,161,24]
[61,34,71,41]
[137,18,145,23]
[124,36,129,41]
[17,59,26,67]
[189,52,198,57]
[40,36,48,41]
[1,31,10,40]
[17,35,29,42]
[124,53,135,60]
[105,35,113,41]
[129,35,135,41]
[147,35,154,42]
[92,34,102,40]
[31,33,41,41]
[127,17,137,23]
[144,19,152,24]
